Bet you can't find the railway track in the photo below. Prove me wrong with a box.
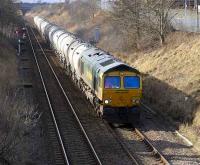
[139,103,200,164]
[107,123,170,165]
[133,128,169,165]
[26,24,102,165]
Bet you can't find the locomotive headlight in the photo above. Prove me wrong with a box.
[133,99,140,104]
[104,99,111,104]
[135,99,140,104]
[104,100,109,104]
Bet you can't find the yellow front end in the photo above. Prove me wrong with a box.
[103,89,142,107]
[102,71,142,107]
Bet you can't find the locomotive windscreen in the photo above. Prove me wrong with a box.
[124,76,140,89]
[104,76,120,89]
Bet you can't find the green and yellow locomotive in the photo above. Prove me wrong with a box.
[34,16,142,123]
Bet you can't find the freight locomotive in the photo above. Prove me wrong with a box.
[34,16,142,123]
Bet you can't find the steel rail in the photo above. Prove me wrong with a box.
[104,121,140,165]
[29,26,102,165]
[134,128,170,165]
[26,25,70,165]
[106,120,170,165]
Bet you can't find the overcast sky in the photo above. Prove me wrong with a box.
[22,0,64,3]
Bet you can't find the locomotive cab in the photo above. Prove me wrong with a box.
[99,66,142,124]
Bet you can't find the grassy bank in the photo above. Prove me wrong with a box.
[0,34,40,164]
[27,4,200,150]
[0,36,17,88]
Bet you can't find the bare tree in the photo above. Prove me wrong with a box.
[194,0,197,8]
[87,0,99,18]
[65,0,70,5]
[67,0,100,23]
[0,0,21,38]
[144,0,175,44]
[110,0,143,49]
[109,0,175,48]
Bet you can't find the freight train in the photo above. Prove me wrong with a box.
[34,16,142,124]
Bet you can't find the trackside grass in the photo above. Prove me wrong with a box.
[0,35,40,164]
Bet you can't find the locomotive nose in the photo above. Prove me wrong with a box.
[103,90,141,107]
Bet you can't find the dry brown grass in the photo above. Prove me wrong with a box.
[0,88,39,164]
[0,37,40,164]
[0,38,18,88]
[128,32,200,149]
[27,5,200,149]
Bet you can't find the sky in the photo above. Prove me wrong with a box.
[21,0,64,3]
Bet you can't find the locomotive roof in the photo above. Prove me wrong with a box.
[81,48,140,74]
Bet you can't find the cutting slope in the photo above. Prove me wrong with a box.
[131,32,200,147]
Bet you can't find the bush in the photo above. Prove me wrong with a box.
[0,88,40,164]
